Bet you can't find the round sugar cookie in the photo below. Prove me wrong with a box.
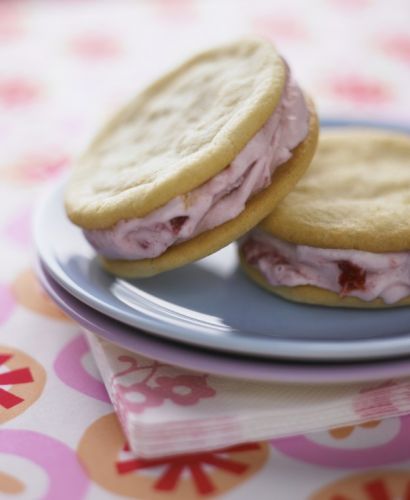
[66,38,289,229]
[261,129,410,253]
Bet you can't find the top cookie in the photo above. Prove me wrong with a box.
[65,38,286,230]
[261,129,410,252]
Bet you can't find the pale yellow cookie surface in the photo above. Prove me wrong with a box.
[65,38,287,230]
[239,255,410,308]
[101,99,319,277]
[261,129,410,252]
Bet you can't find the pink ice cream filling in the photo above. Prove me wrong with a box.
[84,72,310,261]
[242,231,410,304]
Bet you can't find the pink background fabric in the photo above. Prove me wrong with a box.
[1,0,410,498]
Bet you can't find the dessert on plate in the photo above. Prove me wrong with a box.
[65,38,318,277]
[240,129,410,307]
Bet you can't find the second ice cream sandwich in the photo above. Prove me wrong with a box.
[240,129,410,307]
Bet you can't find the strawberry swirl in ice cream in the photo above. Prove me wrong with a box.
[241,231,410,304]
[84,72,310,261]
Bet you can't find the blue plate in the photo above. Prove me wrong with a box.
[34,120,410,362]
[37,260,410,383]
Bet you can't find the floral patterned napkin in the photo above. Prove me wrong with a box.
[87,332,410,458]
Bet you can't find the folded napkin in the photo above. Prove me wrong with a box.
[86,330,410,458]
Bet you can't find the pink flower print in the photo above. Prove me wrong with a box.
[0,79,39,108]
[253,16,308,42]
[3,206,32,248]
[155,0,196,23]
[115,382,163,414]
[111,357,214,413]
[326,75,392,105]
[381,35,410,65]
[0,4,23,41]
[154,375,215,406]
[18,151,70,183]
[70,34,121,60]
[114,355,146,379]
[354,380,400,420]
[112,358,169,414]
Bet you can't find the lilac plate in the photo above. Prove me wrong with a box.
[37,258,410,384]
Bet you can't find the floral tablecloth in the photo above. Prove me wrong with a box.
[1,0,410,498]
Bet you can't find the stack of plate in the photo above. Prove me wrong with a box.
[34,121,410,385]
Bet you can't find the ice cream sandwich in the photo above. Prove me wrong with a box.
[240,129,410,307]
[65,38,318,277]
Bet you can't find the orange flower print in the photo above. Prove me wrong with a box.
[11,269,69,321]
[78,413,269,499]
[0,471,24,494]
[0,346,46,424]
[0,353,33,410]
[329,421,380,440]
[116,442,264,496]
